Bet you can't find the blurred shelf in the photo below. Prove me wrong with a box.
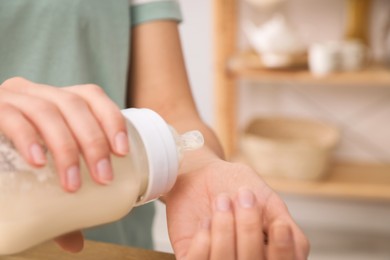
[234,155,390,201]
[214,0,390,203]
[228,52,390,87]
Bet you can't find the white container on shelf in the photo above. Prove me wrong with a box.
[339,40,366,71]
[309,42,341,76]
[309,40,366,76]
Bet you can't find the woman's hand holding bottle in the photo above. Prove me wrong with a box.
[0,77,129,192]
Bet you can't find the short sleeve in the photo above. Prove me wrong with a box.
[130,0,182,26]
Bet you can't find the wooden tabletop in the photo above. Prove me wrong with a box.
[2,241,176,260]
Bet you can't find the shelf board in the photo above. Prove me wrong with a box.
[233,155,390,201]
[228,52,390,87]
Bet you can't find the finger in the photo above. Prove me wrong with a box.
[54,231,84,253]
[267,222,295,260]
[234,188,264,260]
[210,194,235,260]
[292,224,310,260]
[0,101,46,166]
[261,193,309,260]
[0,91,81,192]
[49,91,114,185]
[5,80,115,185]
[184,219,211,260]
[65,84,128,156]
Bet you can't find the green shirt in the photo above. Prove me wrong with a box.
[0,0,182,249]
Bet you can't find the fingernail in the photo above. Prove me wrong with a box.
[238,188,255,208]
[96,158,113,184]
[114,131,128,155]
[30,143,46,165]
[66,165,81,191]
[215,194,231,212]
[273,224,293,247]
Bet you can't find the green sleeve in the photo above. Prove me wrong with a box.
[130,1,182,26]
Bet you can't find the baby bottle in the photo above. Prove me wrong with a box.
[0,108,204,255]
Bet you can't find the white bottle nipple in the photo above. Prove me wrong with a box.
[170,129,204,159]
[177,130,204,153]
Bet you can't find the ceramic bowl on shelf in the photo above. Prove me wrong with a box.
[243,14,307,69]
[240,117,340,181]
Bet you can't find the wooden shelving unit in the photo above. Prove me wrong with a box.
[265,162,390,200]
[213,0,390,200]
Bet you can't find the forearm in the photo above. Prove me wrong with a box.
[128,21,224,162]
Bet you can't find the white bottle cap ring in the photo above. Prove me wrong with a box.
[121,108,179,205]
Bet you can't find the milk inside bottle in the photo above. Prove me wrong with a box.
[0,108,203,255]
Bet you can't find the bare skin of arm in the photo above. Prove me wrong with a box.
[129,20,223,161]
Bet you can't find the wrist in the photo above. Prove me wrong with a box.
[178,146,221,175]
